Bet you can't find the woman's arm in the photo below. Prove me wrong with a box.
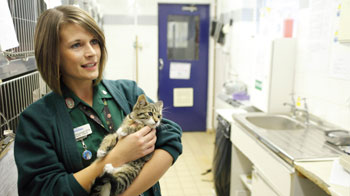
[73,159,106,191]
[118,119,182,196]
[106,80,183,195]
[120,149,173,196]
[15,103,157,195]
[15,108,89,196]
[74,127,157,191]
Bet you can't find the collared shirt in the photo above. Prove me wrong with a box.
[15,79,181,196]
[62,82,124,167]
[62,82,153,196]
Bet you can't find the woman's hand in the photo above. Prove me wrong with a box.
[104,127,157,167]
[74,127,156,192]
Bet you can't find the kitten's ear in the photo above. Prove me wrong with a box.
[156,101,163,108]
[136,94,148,107]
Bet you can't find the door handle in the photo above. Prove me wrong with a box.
[159,58,164,70]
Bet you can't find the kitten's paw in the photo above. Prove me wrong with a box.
[104,164,114,173]
[117,127,127,137]
[97,149,107,158]
[104,163,124,174]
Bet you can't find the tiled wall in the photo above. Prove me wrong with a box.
[99,0,216,130]
[99,0,350,130]
[294,7,350,129]
[217,0,350,130]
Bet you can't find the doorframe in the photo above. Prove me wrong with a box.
[156,1,216,132]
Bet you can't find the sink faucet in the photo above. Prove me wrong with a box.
[283,93,296,117]
[283,95,310,125]
[296,98,309,125]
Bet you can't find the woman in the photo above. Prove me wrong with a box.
[14,5,182,196]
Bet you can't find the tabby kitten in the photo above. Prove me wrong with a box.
[90,94,163,196]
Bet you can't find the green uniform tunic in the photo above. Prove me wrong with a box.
[14,79,182,196]
[62,83,123,167]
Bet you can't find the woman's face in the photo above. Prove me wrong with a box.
[59,23,101,87]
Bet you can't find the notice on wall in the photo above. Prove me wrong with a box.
[0,0,19,51]
[173,88,193,107]
[338,0,350,42]
[169,62,191,79]
[44,0,62,9]
[330,43,350,80]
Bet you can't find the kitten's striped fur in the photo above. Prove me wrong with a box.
[90,94,163,196]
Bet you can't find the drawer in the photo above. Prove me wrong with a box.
[231,122,294,196]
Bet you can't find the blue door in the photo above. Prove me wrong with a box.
[158,4,209,131]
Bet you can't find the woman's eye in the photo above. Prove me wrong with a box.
[148,112,153,116]
[71,43,81,48]
[91,39,99,45]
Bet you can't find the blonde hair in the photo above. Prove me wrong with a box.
[34,5,107,95]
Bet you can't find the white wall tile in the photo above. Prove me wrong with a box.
[215,0,350,130]
[100,0,216,129]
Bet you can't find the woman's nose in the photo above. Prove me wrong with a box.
[84,43,97,57]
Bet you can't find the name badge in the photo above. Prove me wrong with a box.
[74,124,92,141]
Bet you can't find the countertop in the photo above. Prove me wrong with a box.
[216,108,350,196]
[215,108,248,122]
[295,160,350,196]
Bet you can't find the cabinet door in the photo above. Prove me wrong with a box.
[231,122,293,196]
[251,168,279,196]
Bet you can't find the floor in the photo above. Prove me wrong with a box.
[159,131,216,196]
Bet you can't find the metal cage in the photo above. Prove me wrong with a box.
[3,0,46,59]
[0,0,103,139]
[0,71,43,140]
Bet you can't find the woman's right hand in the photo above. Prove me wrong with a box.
[104,126,157,167]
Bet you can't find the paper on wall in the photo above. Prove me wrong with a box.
[338,0,350,42]
[173,88,193,107]
[169,62,191,80]
[0,0,19,51]
[44,0,62,9]
[330,42,350,80]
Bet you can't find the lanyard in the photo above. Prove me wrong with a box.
[76,98,116,160]
[78,98,115,132]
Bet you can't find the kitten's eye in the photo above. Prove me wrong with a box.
[158,115,161,118]
[148,112,153,116]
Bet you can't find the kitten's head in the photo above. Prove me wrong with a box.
[131,94,163,128]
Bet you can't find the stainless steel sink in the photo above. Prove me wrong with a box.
[233,113,342,165]
[245,115,304,130]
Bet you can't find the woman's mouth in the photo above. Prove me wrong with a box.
[82,63,96,68]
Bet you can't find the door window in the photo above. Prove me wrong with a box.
[167,15,199,60]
